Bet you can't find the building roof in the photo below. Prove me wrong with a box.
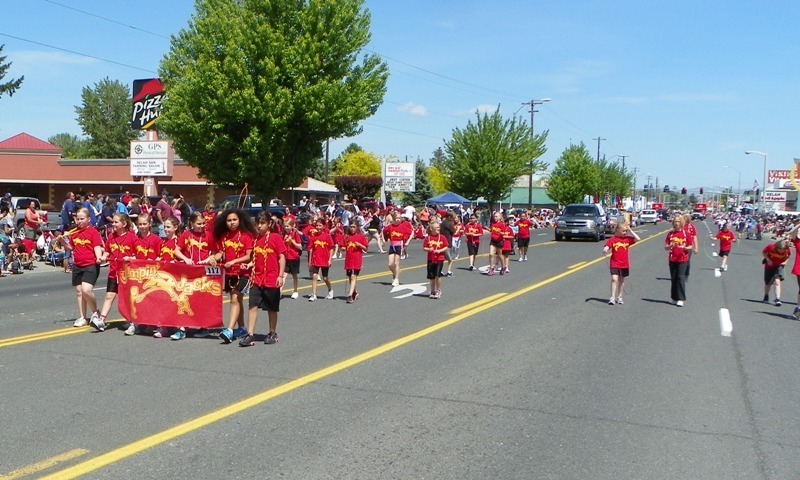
[0,132,62,153]
[501,186,557,207]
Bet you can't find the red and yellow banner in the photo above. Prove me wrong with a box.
[118,260,224,329]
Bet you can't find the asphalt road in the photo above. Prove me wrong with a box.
[1,222,799,479]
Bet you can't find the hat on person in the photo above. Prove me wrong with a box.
[3,193,10,199]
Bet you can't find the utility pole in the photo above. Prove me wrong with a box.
[593,137,606,162]
[522,98,550,209]
[618,154,628,172]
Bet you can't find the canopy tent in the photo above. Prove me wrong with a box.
[427,192,472,204]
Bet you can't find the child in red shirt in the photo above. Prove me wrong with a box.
[282,218,303,299]
[158,217,179,263]
[487,212,505,276]
[240,213,286,346]
[464,214,483,271]
[423,221,449,299]
[602,222,640,305]
[344,223,368,303]
[59,208,104,328]
[308,218,334,301]
[711,222,736,272]
[515,211,533,262]
[500,218,515,274]
[134,214,161,261]
[93,213,137,332]
[762,238,791,306]
[330,217,345,259]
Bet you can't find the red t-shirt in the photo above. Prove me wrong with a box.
[715,230,735,252]
[516,219,532,239]
[490,222,505,242]
[464,222,483,244]
[201,211,216,224]
[423,233,449,262]
[309,231,334,267]
[251,231,287,288]
[502,224,514,251]
[666,230,692,263]
[177,229,215,263]
[604,235,636,269]
[135,232,162,260]
[383,223,408,247]
[283,230,302,261]
[159,237,177,262]
[792,238,800,275]
[217,230,255,277]
[68,227,103,268]
[763,243,791,268]
[684,223,698,239]
[105,230,137,278]
[344,233,367,270]
[331,225,345,246]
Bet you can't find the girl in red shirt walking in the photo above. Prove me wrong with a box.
[602,222,640,305]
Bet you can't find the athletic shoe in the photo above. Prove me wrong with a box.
[170,329,186,341]
[608,297,615,305]
[446,272,454,277]
[676,300,685,307]
[391,278,399,287]
[290,291,299,299]
[793,307,800,321]
[219,328,233,344]
[264,331,279,345]
[429,292,436,299]
[469,265,474,271]
[499,268,505,276]
[89,315,106,332]
[232,327,248,339]
[353,291,359,301]
[347,297,354,304]
[487,269,494,276]
[308,294,317,302]
[73,316,88,327]
[518,257,524,262]
[325,290,334,299]
[524,255,528,261]
[504,267,510,274]
[775,299,782,307]
[722,264,728,271]
[193,329,210,338]
[434,290,441,299]
[124,324,136,336]
[120,322,131,331]
[763,294,770,303]
[153,328,168,338]
[616,297,624,305]
[238,333,255,347]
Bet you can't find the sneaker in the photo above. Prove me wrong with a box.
[469,265,474,271]
[124,324,136,336]
[325,290,334,299]
[524,255,528,261]
[722,264,728,272]
[434,290,441,299]
[391,278,399,287]
[499,268,505,276]
[153,328,168,338]
[73,316,88,328]
[504,267,510,274]
[353,291,359,301]
[429,292,436,299]
[290,291,299,299]
[232,327,248,339]
[487,268,494,276]
[763,294,770,303]
[170,329,186,341]
[608,297,616,305]
[616,297,624,305]
[264,331,279,345]
[775,299,782,307]
[120,321,131,331]
[308,294,317,302]
[676,300,685,307]
[446,272,454,277]
[347,297,354,304]
[238,333,256,347]
[89,315,106,332]
[193,329,210,338]
[793,307,800,321]
[518,257,525,262]
[219,328,233,343]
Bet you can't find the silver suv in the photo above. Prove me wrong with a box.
[555,203,606,242]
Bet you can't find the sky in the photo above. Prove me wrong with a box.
[1,0,798,195]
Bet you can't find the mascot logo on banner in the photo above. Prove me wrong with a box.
[119,264,222,318]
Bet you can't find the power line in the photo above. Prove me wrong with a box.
[43,0,170,39]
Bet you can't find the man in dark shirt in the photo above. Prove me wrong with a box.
[60,191,76,230]
[153,190,172,237]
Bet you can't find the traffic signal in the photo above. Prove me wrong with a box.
[699,187,703,195]
[681,187,687,195]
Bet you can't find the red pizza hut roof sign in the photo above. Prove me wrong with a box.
[131,78,166,130]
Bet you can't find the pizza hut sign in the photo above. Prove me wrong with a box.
[131,78,166,130]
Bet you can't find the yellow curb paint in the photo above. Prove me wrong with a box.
[448,293,507,315]
[0,449,89,480]
[41,229,666,479]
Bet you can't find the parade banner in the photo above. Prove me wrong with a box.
[118,260,224,329]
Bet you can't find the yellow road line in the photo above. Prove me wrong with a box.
[0,449,88,480]
[567,261,586,269]
[448,293,507,315]
[40,230,665,480]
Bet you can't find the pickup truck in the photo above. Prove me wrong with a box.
[217,195,285,220]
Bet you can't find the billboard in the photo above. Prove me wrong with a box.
[130,140,172,176]
[131,78,165,130]
[384,162,416,192]
[763,190,787,202]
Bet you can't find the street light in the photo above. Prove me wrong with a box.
[745,150,767,212]
[526,98,551,209]
[723,165,741,207]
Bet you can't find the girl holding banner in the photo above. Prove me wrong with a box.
[91,213,137,333]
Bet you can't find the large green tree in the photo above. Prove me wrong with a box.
[75,77,138,158]
[48,133,87,159]
[595,156,633,206]
[0,44,24,101]
[158,0,389,197]
[442,108,547,208]
[546,143,599,206]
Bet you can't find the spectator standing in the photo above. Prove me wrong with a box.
[153,191,172,238]
[60,191,76,230]
[23,201,42,240]
[121,190,133,208]
[81,193,97,226]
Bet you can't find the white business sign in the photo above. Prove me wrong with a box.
[763,190,787,202]
[384,162,416,192]
[130,140,171,176]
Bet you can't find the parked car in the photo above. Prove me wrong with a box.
[604,208,625,234]
[638,209,659,224]
[217,195,285,220]
[555,203,606,242]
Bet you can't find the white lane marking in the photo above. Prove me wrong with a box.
[390,282,428,299]
[719,308,733,337]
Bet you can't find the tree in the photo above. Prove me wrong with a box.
[442,108,547,209]
[0,44,24,100]
[546,143,599,206]
[334,175,382,201]
[48,133,87,159]
[595,156,633,206]
[429,147,446,168]
[427,164,449,195]
[400,158,434,206]
[334,150,381,177]
[74,77,138,158]
[158,0,389,197]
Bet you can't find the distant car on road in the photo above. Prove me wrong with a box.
[555,203,606,242]
[638,209,659,224]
